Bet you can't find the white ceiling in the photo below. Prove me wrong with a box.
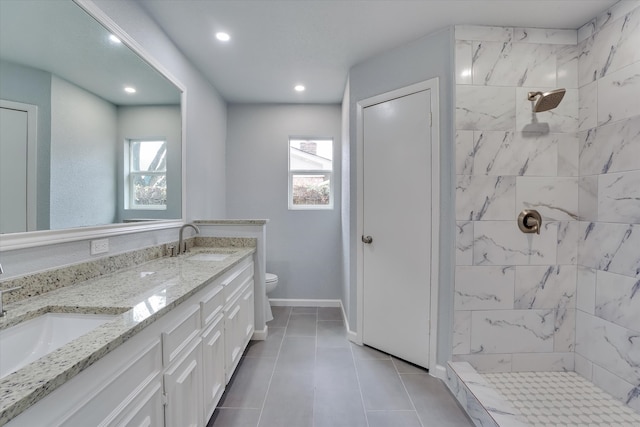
[139,0,619,104]
[0,0,180,105]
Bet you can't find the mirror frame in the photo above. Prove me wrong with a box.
[0,0,187,251]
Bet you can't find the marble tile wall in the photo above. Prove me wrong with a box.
[453,23,580,374]
[453,1,640,414]
[573,1,640,413]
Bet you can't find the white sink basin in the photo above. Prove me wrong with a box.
[188,253,230,262]
[0,313,116,379]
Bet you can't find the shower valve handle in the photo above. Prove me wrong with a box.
[518,210,542,235]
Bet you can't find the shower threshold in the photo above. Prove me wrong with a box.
[446,362,640,426]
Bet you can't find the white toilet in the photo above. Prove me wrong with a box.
[265,273,278,294]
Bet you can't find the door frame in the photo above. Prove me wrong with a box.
[1,99,38,231]
[355,78,440,375]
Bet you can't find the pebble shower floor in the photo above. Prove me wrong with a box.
[482,371,640,426]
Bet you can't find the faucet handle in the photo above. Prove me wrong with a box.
[518,209,542,235]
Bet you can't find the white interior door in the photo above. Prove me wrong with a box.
[0,106,29,233]
[362,88,432,368]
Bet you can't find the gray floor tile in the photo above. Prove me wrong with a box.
[285,313,317,336]
[317,306,343,320]
[275,336,316,373]
[244,327,284,358]
[355,357,414,410]
[392,356,429,374]
[266,306,290,328]
[207,408,260,427]
[314,347,367,427]
[400,373,473,426]
[218,357,276,409]
[258,370,314,427]
[317,320,348,348]
[315,347,360,391]
[212,307,474,427]
[367,410,423,427]
[291,306,318,314]
[350,342,392,359]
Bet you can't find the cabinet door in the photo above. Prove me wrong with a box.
[202,313,225,421]
[107,379,164,427]
[164,339,203,427]
[241,282,255,347]
[224,294,243,383]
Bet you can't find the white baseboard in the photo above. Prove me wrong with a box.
[339,300,361,344]
[346,329,359,344]
[268,298,341,307]
[432,363,447,380]
[252,326,268,341]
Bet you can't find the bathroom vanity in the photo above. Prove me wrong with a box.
[0,246,256,426]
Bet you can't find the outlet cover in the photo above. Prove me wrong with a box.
[90,238,109,255]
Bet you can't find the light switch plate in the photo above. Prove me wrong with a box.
[90,238,109,255]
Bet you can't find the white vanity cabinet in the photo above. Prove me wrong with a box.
[241,283,255,348]
[161,304,203,427]
[221,259,254,382]
[7,255,256,427]
[163,338,204,427]
[199,283,225,422]
[6,336,164,427]
[106,378,165,427]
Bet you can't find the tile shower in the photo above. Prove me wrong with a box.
[450,1,640,424]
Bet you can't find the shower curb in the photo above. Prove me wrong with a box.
[445,362,528,427]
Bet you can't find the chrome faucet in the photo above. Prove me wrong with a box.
[178,223,200,255]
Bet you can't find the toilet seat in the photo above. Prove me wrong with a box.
[265,273,278,294]
[266,273,278,283]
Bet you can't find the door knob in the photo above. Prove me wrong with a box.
[362,235,373,244]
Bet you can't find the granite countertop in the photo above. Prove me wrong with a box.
[0,246,255,425]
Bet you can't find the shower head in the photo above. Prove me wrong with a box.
[527,88,566,112]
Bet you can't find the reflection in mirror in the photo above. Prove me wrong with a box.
[0,0,182,235]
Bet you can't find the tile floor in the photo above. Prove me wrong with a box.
[207,306,473,427]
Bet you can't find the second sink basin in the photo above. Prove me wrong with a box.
[0,312,116,379]
[188,253,230,262]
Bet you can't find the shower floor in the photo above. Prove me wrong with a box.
[482,371,640,426]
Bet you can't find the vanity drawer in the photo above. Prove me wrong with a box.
[222,259,254,305]
[161,304,201,366]
[200,284,224,327]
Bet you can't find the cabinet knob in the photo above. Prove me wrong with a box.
[361,235,373,244]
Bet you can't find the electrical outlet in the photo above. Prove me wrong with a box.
[90,238,109,255]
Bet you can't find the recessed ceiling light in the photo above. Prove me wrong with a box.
[124,87,136,94]
[109,34,121,44]
[216,32,231,42]
[294,85,306,92]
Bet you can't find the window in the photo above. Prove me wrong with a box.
[126,139,167,210]
[288,137,333,209]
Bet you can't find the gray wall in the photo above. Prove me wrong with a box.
[0,59,51,229]
[117,105,182,222]
[50,75,117,229]
[346,27,455,364]
[226,104,343,300]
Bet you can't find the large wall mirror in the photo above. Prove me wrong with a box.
[0,0,184,249]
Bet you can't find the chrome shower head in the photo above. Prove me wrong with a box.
[527,88,566,112]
